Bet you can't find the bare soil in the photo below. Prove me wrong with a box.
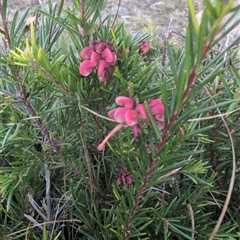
[4,0,239,55]
[6,0,204,35]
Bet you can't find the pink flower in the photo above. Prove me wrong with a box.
[156,121,164,130]
[97,60,109,81]
[135,103,148,119]
[106,40,114,51]
[97,60,114,82]
[110,52,117,65]
[108,108,118,119]
[148,99,164,129]
[101,48,117,65]
[111,106,138,126]
[90,51,100,67]
[97,97,165,150]
[115,96,135,109]
[89,40,101,49]
[148,99,162,107]
[80,46,94,60]
[104,65,114,81]
[230,128,235,135]
[95,42,106,53]
[113,107,128,123]
[98,100,137,150]
[116,177,122,185]
[124,109,138,126]
[136,100,164,129]
[139,41,149,54]
[179,127,185,136]
[132,123,141,140]
[79,60,95,76]
[101,48,114,63]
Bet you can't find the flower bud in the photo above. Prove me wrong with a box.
[90,51,100,67]
[136,104,148,119]
[139,41,149,54]
[95,42,106,53]
[113,107,128,123]
[97,60,110,81]
[115,96,135,109]
[101,48,114,63]
[79,60,95,76]
[80,46,94,60]
[124,109,138,126]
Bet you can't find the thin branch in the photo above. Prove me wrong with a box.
[78,113,95,209]
[111,0,121,28]
[21,96,60,152]
[80,0,87,37]
[187,203,195,239]
[44,164,52,221]
[81,105,116,122]
[6,219,82,238]
[24,214,43,230]
[27,193,48,222]
[121,159,157,240]
[31,62,75,98]
[122,20,215,239]
[7,66,110,203]
[0,1,11,49]
[188,106,240,121]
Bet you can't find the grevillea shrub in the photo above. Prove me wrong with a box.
[0,0,240,239]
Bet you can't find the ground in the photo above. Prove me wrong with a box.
[5,0,239,60]
[6,0,204,35]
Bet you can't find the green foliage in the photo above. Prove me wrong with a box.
[0,0,240,239]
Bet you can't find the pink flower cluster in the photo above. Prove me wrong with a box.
[79,40,117,82]
[97,96,164,151]
[109,96,165,130]
[116,168,134,186]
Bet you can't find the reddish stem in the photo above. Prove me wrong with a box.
[122,159,157,239]
[122,42,212,239]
